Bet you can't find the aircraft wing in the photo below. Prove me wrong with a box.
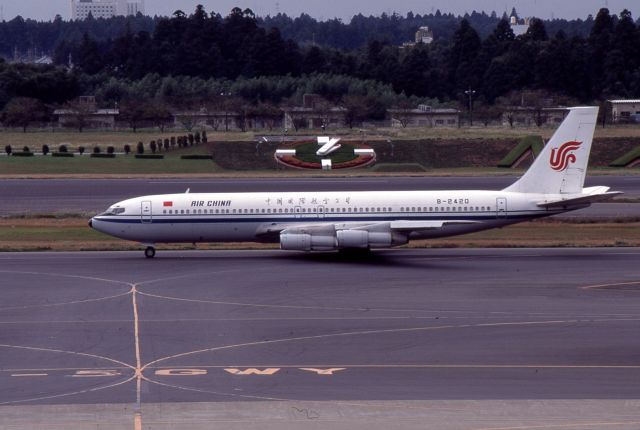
[256,219,479,238]
[537,186,623,209]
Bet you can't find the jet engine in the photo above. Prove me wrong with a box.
[279,233,335,251]
[280,229,407,251]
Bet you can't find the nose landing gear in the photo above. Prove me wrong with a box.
[144,246,156,259]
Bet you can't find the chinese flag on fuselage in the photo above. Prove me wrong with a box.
[163,201,173,207]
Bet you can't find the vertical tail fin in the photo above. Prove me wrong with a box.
[503,107,598,195]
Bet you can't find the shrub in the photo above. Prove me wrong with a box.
[188,133,194,146]
[22,146,30,153]
[157,138,163,151]
[78,146,85,155]
[107,146,115,154]
[202,130,207,143]
[135,154,164,159]
[59,145,68,153]
[136,141,144,154]
[124,144,131,154]
[170,136,176,148]
[4,145,11,155]
[150,140,157,153]
[93,146,101,154]
[180,154,213,160]
[90,153,115,158]
[42,144,50,155]
[195,131,201,144]
[52,152,74,157]
[164,139,170,151]
[12,151,34,157]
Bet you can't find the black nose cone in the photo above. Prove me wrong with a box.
[88,219,93,228]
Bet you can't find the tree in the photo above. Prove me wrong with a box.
[120,98,148,132]
[341,95,369,128]
[1,98,49,132]
[62,99,94,132]
[75,33,103,75]
[146,102,173,131]
[136,141,144,154]
[448,19,482,92]
[524,18,548,41]
[390,100,415,128]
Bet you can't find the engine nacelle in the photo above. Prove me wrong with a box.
[280,233,336,251]
[336,229,407,249]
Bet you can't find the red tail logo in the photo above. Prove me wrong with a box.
[550,141,582,171]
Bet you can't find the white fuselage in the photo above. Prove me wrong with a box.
[90,190,565,245]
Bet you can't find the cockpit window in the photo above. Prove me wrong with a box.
[101,207,126,216]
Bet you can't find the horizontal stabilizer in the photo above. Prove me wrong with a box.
[537,187,623,208]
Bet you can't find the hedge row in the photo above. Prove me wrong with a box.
[180,154,213,160]
[135,154,164,159]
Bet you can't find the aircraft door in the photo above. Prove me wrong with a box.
[317,206,326,218]
[294,206,302,219]
[496,197,507,218]
[141,200,152,223]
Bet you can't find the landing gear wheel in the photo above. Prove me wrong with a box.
[144,246,156,259]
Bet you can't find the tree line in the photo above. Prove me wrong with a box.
[0,6,608,59]
[0,6,639,131]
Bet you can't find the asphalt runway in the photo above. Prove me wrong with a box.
[1,175,639,216]
[1,248,639,429]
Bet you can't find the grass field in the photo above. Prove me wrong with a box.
[2,124,640,152]
[0,217,638,251]
[0,152,221,175]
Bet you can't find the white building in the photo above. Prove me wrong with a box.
[71,0,145,20]
[510,16,530,37]
[415,26,434,44]
[609,100,640,123]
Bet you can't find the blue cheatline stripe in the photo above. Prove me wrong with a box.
[95,211,553,225]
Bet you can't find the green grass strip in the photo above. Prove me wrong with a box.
[609,146,640,167]
[497,135,544,168]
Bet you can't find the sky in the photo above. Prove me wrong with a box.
[2,0,639,22]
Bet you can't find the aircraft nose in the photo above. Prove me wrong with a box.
[88,218,93,228]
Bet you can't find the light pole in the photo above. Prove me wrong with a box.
[465,87,476,126]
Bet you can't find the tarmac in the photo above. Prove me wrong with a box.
[1,248,639,429]
[1,176,638,216]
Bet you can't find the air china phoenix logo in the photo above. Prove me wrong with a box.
[549,141,582,171]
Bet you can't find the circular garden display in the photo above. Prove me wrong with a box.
[275,140,376,169]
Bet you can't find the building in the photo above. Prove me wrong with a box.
[388,105,459,128]
[609,100,640,123]
[282,94,347,130]
[53,96,119,129]
[402,26,434,49]
[501,106,568,127]
[415,26,434,44]
[71,0,145,20]
[510,16,530,37]
[173,107,283,131]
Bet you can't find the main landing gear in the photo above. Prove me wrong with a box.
[144,246,156,259]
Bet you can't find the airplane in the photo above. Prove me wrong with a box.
[90,106,621,258]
